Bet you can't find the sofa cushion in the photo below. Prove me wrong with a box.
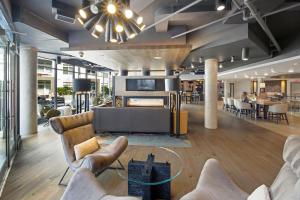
[180,159,248,200]
[63,124,95,162]
[74,137,100,160]
[270,164,299,200]
[102,195,140,200]
[270,135,300,200]
[247,185,270,200]
[50,111,94,134]
[283,135,300,177]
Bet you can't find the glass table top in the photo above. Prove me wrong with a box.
[116,146,183,186]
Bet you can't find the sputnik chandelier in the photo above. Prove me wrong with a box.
[77,0,146,43]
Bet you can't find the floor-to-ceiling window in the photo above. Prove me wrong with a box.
[36,58,113,119]
[0,41,7,180]
[0,8,19,184]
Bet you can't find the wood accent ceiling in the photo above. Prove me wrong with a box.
[63,45,191,70]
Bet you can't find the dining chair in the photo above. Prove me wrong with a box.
[235,100,252,118]
[227,98,235,112]
[268,104,289,124]
[223,97,228,110]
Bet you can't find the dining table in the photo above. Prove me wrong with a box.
[251,99,281,119]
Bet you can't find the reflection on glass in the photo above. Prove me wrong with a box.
[0,46,7,171]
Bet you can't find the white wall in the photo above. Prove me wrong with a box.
[291,82,300,95]
[232,80,252,99]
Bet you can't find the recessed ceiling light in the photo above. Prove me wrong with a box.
[264,72,269,76]
[219,64,223,69]
[288,68,294,73]
[244,74,249,78]
[216,0,225,11]
[271,68,276,73]
[153,56,162,60]
[251,76,254,79]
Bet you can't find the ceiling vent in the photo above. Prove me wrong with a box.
[52,0,76,24]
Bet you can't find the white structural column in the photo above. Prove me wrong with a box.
[223,80,230,98]
[257,78,262,96]
[204,59,218,129]
[20,47,37,136]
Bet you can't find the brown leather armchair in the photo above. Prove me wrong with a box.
[50,111,128,185]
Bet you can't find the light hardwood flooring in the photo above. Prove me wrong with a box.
[218,103,300,137]
[0,104,287,200]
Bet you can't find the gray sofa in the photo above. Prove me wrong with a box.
[93,107,170,133]
[61,135,300,200]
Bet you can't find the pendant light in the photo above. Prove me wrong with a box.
[242,47,250,61]
[78,0,146,43]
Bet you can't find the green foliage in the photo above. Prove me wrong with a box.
[57,86,72,96]
[103,85,110,96]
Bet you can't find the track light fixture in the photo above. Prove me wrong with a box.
[230,56,235,62]
[78,0,145,43]
[242,47,250,61]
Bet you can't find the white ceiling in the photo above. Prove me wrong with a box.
[218,55,300,80]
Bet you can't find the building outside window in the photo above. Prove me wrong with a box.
[37,59,52,74]
[63,65,73,75]
[38,80,51,96]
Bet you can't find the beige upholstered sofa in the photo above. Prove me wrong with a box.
[61,135,300,200]
[61,168,140,200]
[181,135,300,200]
[50,111,128,185]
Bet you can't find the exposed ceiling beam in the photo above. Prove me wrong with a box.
[143,0,204,31]
[232,0,242,9]
[261,2,300,17]
[244,0,281,52]
[171,11,243,39]
[172,2,300,39]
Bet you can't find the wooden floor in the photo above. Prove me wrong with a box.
[0,104,287,200]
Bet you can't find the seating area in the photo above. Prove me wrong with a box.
[223,96,290,124]
[1,0,300,200]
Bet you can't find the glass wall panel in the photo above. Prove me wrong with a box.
[0,44,7,177]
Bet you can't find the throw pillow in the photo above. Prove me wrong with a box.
[74,137,100,160]
[248,185,271,200]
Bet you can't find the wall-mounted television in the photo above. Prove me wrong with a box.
[126,79,164,91]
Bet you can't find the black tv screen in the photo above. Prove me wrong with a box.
[137,79,155,91]
[126,79,156,91]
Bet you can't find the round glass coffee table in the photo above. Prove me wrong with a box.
[116,146,183,200]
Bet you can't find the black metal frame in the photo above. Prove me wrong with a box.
[58,159,125,186]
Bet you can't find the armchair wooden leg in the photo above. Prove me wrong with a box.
[58,167,70,186]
